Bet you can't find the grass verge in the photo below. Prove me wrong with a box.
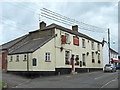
[0,82,7,89]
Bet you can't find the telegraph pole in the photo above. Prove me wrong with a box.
[108,28,110,64]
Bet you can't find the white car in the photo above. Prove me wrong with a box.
[104,64,116,72]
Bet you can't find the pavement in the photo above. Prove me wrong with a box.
[2,70,119,88]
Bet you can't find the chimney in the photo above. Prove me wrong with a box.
[72,25,78,32]
[40,21,46,29]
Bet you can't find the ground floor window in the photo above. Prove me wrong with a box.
[65,51,70,64]
[16,55,19,62]
[98,53,100,64]
[75,55,79,65]
[33,58,37,66]
[24,54,27,61]
[10,56,13,62]
[45,52,50,62]
[92,52,95,63]
[82,54,86,66]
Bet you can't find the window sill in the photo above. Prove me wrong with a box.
[82,46,86,48]
[23,60,27,61]
[92,48,94,50]
[45,60,51,62]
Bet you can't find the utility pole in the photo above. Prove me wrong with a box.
[108,28,110,64]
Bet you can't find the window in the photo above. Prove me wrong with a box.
[65,33,69,43]
[45,52,50,61]
[76,55,79,60]
[10,56,13,62]
[75,55,79,65]
[82,39,85,47]
[65,51,70,64]
[92,52,95,63]
[73,36,79,46]
[61,35,66,44]
[97,43,100,50]
[91,41,94,49]
[92,52,94,59]
[70,54,74,65]
[82,54,86,66]
[33,58,37,66]
[16,55,19,62]
[98,53,100,63]
[24,55,27,61]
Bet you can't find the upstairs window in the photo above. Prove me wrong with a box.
[73,36,79,46]
[33,58,37,66]
[97,43,100,50]
[45,52,50,62]
[16,55,19,62]
[10,56,13,62]
[82,39,85,47]
[61,35,66,44]
[65,33,69,43]
[91,41,94,49]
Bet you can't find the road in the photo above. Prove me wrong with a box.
[2,70,119,88]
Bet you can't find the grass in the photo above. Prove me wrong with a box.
[0,82,7,88]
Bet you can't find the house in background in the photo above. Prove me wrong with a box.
[110,48,119,66]
[2,21,103,74]
[102,39,119,69]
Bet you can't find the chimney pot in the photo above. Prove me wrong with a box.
[72,25,78,32]
[40,21,46,29]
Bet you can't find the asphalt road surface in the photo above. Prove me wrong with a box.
[2,70,119,88]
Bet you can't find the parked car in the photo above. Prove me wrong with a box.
[104,64,116,72]
[116,65,120,69]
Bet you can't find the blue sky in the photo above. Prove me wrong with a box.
[0,1,118,52]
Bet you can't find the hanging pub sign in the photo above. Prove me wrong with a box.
[73,36,79,46]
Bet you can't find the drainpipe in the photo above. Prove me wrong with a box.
[27,53,29,71]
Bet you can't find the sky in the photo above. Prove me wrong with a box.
[0,1,118,53]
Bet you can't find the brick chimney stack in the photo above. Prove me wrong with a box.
[72,25,78,32]
[40,21,46,29]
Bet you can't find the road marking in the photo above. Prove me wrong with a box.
[94,76,103,80]
[101,78,117,88]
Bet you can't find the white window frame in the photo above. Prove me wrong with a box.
[24,55,27,61]
[97,43,100,50]
[82,39,85,47]
[91,41,94,49]
[98,53,100,61]
[10,56,13,62]
[33,58,37,66]
[45,52,50,61]
[16,55,19,61]
[65,33,69,43]
[92,52,94,59]
[65,51,69,60]
[82,54,85,62]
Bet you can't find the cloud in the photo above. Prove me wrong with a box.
[1,2,118,52]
